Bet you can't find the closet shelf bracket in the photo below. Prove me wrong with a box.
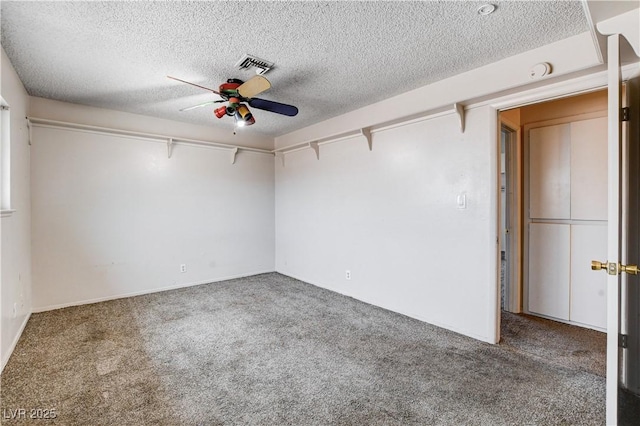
[309,141,320,160]
[167,138,174,158]
[362,127,373,151]
[26,119,32,146]
[454,103,465,133]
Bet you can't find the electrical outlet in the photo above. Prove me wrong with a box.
[345,270,351,280]
[180,264,187,273]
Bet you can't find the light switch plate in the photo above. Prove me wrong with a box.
[457,194,467,209]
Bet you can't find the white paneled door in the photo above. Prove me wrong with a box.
[570,117,608,221]
[528,124,571,220]
[527,117,608,330]
[599,32,640,425]
[570,224,607,328]
[528,223,571,320]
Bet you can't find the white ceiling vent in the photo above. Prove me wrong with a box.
[235,54,274,75]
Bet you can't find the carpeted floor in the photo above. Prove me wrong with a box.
[499,312,606,378]
[1,273,607,425]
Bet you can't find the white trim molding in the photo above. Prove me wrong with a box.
[26,117,274,162]
[31,270,275,313]
[1,312,31,373]
[1,209,16,218]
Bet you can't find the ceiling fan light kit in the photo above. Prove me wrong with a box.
[214,105,228,119]
[168,75,298,131]
[235,105,255,126]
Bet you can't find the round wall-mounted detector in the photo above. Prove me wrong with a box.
[477,4,496,15]
[530,62,552,79]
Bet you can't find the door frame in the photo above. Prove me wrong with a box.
[498,117,521,314]
[483,62,640,341]
[624,67,640,400]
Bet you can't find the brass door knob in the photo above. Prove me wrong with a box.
[620,264,639,275]
[591,261,639,275]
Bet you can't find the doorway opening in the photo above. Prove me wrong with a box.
[499,89,609,328]
[496,90,612,418]
[497,90,609,373]
[494,67,640,425]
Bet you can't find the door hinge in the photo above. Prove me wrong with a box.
[622,107,630,122]
[620,333,628,348]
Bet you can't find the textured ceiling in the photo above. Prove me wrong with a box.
[1,1,590,138]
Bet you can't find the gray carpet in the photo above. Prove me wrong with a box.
[1,273,605,425]
[500,312,606,378]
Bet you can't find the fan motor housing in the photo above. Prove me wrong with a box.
[219,80,242,98]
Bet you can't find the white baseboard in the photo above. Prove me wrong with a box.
[32,270,275,313]
[1,311,32,374]
[276,269,494,344]
[522,309,606,333]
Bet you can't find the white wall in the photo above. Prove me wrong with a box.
[275,108,498,342]
[1,47,32,371]
[30,97,273,151]
[30,118,275,311]
[271,27,634,344]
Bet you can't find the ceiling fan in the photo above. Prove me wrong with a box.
[168,75,298,129]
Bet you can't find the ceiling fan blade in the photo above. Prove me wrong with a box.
[179,100,222,112]
[237,75,271,98]
[248,98,299,116]
[167,75,220,95]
